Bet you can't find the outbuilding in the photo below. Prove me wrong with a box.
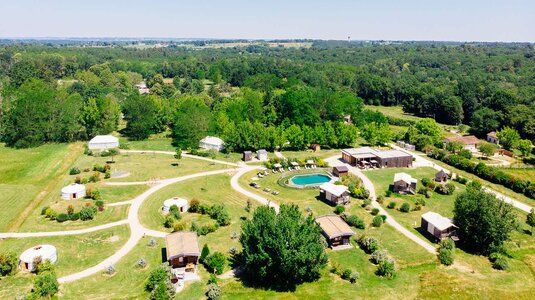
[392,173,417,194]
[166,231,200,270]
[421,211,457,241]
[61,183,86,200]
[319,182,350,205]
[332,165,349,177]
[88,135,119,150]
[163,197,189,213]
[316,215,355,250]
[19,245,57,272]
[486,131,499,144]
[309,143,321,152]
[243,151,253,162]
[435,170,449,183]
[257,149,268,161]
[199,136,224,151]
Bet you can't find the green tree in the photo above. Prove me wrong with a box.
[361,122,392,146]
[405,118,443,150]
[0,252,18,276]
[33,272,59,297]
[453,188,517,254]
[469,108,502,137]
[516,139,532,157]
[479,142,498,158]
[204,252,226,275]
[497,127,520,150]
[122,94,163,140]
[284,124,306,150]
[172,96,211,149]
[239,204,327,290]
[527,209,535,235]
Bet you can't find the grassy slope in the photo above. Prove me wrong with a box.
[0,225,130,299]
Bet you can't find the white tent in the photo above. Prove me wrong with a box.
[199,136,224,151]
[163,197,189,213]
[61,183,86,200]
[19,245,57,272]
[88,135,119,150]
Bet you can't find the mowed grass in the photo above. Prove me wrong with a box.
[139,173,259,256]
[364,105,423,123]
[0,143,81,231]
[0,225,130,299]
[499,167,535,184]
[281,149,342,160]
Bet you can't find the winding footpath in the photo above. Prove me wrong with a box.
[230,166,280,212]
[325,156,437,254]
[389,144,533,213]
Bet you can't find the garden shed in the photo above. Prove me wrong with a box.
[88,135,119,150]
[243,151,253,162]
[319,182,350,205]
[421,211,457,241]
[166,231,200,269]
[61,183,86,200]
[19,245,57,272]
[332,165,349,177]
[199,136,224,151]
[435,170,449,183]
[163,197,189,213]
[316,215,355,250]
[257,149,268,161]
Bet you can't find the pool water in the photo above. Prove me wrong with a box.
[290,174,331,186]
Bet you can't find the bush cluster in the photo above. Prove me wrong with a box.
[489,252,509,270]
[343,214,365,229]
[437,238,455,266]
[41,204,98,223]
[358,236,379,254]
[399,202,411,213]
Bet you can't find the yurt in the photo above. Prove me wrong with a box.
[61,183,86,200]
[88,135,119,150]
[163,197,189,213]
[19,245,57,272]
[199,136,224,151]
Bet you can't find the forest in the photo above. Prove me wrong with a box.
[0,41,534,149]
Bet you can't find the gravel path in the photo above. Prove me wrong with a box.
[230,166,280,212]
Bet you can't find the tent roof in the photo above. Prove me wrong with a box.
[316,215,355,239]
[61,183,85,194]
[200,136,224,146]
[89,135,118,144]
[163,198,188,208]
[394,173,417,184]
[319,182,348,196]
[20,245,56,262]
[422,211,456,231]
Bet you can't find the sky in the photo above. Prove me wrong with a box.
[0,0,534,42]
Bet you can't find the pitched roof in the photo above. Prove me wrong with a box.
[394,172,417,184]
[316,215,355,239]
[89,135,118,144]
[319,182,348,196]
[444,135,481,146]
[257,149,268,155]
[165,231,200,260]
[421,211,456,231]
[487,131,498,138]
[333,165,349,172]
[436,169,448,177]
[200,136,224,146]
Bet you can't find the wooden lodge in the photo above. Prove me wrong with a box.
[342,147,412,169]
[421,212,457,241]
[392,173,417,194]
[319,182,350,205]
[166,231,200,270]
[435,170,449,183]
[316,215,355,250]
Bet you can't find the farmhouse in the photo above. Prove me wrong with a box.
[421,211,457,241]
[243,151,253,162]
[332,165,349,177]
[342,147,412,168]
[392,173,417,194]
[199,136,224,151]
[61,183,86,200]
[19,245,57,272]
[319,182,350,205]
[486,131,499,144]
[88,135,119,150]
[257,149,268,161]
[435,170,449,183]
[443,135,482,151]
[163,197,188,213]
[166,231,200,270]
[316,215,355,250]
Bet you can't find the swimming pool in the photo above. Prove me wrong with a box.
[290,173,331,186]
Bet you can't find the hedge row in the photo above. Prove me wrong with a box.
[428,150,535,199]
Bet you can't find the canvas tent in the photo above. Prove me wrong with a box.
[88,135,119,150]
[61,183,86,200]
[19,245,57,272]
[163,197,189,213]
[199,136,224,151]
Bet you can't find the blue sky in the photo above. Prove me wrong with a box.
[0,0,533,42]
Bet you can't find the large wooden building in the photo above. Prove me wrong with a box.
[316,215,355,250]
[342,147,412,169]
[421,212,457,241]
[166,231,200,270]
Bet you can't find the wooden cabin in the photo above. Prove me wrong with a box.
[316,215,355,250]
[435,170,449,183]
[243,151,253,162]
[392,173,417,194]
[332,165,349,177]
[319,182,350,205]
[421,212,457,241]
[166,231,200,270]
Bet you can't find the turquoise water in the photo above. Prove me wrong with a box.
[290,174,331,186]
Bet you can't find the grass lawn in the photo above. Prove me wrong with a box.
[364,105,423,123]
[281,149,341,161]
[97,184,149,204]
[0,143,83,231]
[499,167,535,184]
[0,225,130,299]
[139,173,259,257]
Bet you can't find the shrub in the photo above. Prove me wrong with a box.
[454,176,468,184]
[436,183,456,195]
[163,216,175,228]
[385,190,392,197]
[376,260,396,278]
[387,202,396,209]
[371,208,380,215]
[399,202,411,213]
[372,215,383,227]
[69,212,80,221]
[204,252,226,275]
[79,206,97,221]
[345,215,365,229]
[208,205,230,226]
[191,222,219,236]
[349,271,359,283]
[376,195,384,204]
[492,256,509,270]
[172,220,186,232]
[415,198,426,207]
[334,205,345,215]
[188,198,201,213]
[33,272,59,297]
[104,170,111,179]
[370,250,392,265]
[206,283,222,300]
[169,205,181,220]
[438,248,454,266]
[69,167,81,175]
[56,213,70,223]
[44,208,57,220]
[362,199,371,207]
[95,200,105,209]
[208,273,218,284]
[89,171,101,183]
[41,206,49,215]
[358,236,379,254]
[380,215,387,222]
[341,268,352,280]
[0,252,18,276]
[439,238,455,251]
[145,266,169,292]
